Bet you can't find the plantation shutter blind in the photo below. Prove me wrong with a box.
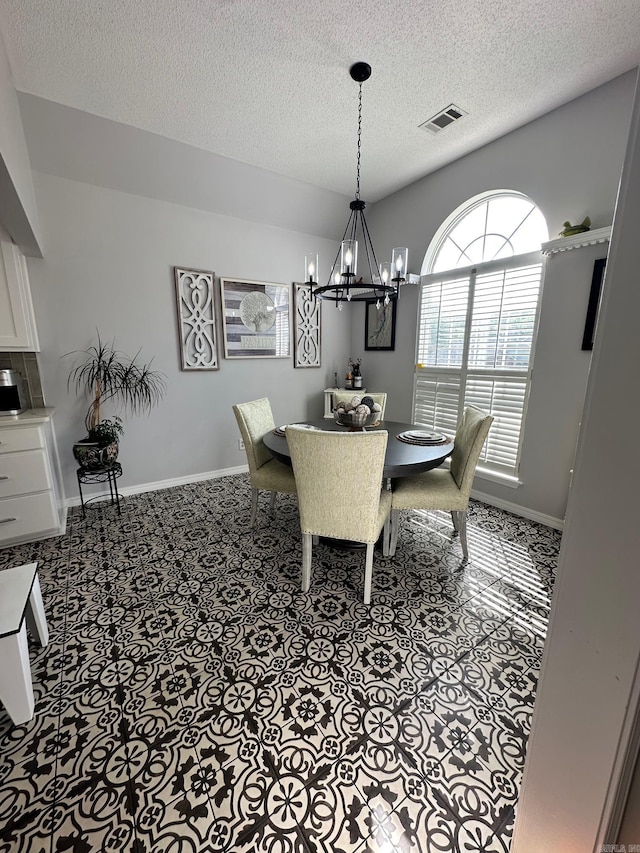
[414,256,543,478]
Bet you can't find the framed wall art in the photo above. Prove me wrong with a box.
[293,282,321,368]
[174,266,219,370]
[365,298,397,351]
[220,278,290,358]
[582,257,606,351]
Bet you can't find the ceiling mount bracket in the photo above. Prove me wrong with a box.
[349,62,371,83]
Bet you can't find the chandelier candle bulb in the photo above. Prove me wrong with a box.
[305,254,318,283]
[341,240,357,278]
[392,247,408,280]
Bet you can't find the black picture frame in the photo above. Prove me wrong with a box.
[582,258,606,351]
[365,298,397,351]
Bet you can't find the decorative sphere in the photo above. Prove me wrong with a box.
[361,395,375,409]
[355,404,369,414]
[350,396,362,407]
[372,403,382,413]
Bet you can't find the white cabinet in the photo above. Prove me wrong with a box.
[0,234,39,351]
[0,413,65,548]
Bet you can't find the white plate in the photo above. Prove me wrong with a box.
[277,424,319,432]
[403,430,445,441]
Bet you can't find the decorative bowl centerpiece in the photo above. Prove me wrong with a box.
[333,395,382,431]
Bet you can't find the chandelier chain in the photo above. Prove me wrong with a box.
[355,82,363,199]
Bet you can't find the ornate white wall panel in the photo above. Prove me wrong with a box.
[293,282,321,368]
[174,267,219,370]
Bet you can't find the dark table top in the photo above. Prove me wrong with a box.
[263,418,454,480]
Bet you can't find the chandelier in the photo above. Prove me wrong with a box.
[305,62,407,309]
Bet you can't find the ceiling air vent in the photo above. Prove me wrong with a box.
[419,104,467,134]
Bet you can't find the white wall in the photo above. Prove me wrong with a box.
[27,172,351,499]
[512,67,640,852]
[358,70,637,524]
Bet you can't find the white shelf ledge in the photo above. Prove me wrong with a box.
[541,226,611,256]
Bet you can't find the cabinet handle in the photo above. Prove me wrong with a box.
[0,518,16,524]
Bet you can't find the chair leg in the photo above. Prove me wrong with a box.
[458,511,469,559]
[382,514,391,557]
[451,510,460,532]
[363,543,375,605]
[249,488,259,528]
[388,509,399,557]
[269,491,277,514]
[302,533,313,592]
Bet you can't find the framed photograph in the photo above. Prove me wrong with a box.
[293,282,321,368]
[365,298,397,351]
[221,278,290,358]
[582,258,606,351]
[174,267,219,370]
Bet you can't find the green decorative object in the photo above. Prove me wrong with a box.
[559,216,591,237]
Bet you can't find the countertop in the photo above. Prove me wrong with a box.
[0,407,55,425]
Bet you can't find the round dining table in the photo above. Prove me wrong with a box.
[262,418,453,480]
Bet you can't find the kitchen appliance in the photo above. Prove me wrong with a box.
[0,370,28,415]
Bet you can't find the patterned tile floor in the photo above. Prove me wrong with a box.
[0,474,560,853]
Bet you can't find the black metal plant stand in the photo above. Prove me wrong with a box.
[76,462,123,519]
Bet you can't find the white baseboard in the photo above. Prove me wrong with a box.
[471,487,564,531]
[64,464,563,531]
[65,464,249,508]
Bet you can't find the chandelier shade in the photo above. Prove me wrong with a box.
[306,63,407,308]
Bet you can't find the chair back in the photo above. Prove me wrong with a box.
[333,392,387,418]
[287,427,388,543]
[232,398,275,474]
[450,406,494,495]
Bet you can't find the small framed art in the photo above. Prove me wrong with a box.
[365,298,397,351]
[582,258,606,351]
[221,278,290,358]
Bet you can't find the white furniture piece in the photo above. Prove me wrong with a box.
[0,562,49,724]
[286,426,392,604]
[0,409,66,548]
[232,398,297,527]
[388,406,494,559]
[0,226,39,351]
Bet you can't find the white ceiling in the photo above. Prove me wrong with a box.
[1,0,639,202]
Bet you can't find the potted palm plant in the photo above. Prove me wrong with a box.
[67,335,166,470]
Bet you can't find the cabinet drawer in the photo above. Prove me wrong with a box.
[0,450,51,498]
[0,492,58,542]
[0,426,44,454]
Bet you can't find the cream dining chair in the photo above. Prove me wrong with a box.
[387,406,494,560]
[232,398,297,527]
[332,391,387,418]
[286,426,392,605]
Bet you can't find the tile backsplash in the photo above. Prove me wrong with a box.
[0,351,45,409]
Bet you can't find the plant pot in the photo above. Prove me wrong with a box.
[73,438,119,471]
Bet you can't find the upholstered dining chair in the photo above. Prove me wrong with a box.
[333,391,387,418]
[232,398,297,528]
[387,406,494,560]
[286,426,391,605]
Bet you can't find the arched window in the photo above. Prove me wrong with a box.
[415,191,548,481]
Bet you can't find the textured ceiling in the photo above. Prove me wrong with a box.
[1,0,639,201]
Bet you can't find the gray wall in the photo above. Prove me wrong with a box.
[0,33,41,255]
[513,67,640,852]
[359,70,637,523]
[16,70,638,520]
[27,172,351,499]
